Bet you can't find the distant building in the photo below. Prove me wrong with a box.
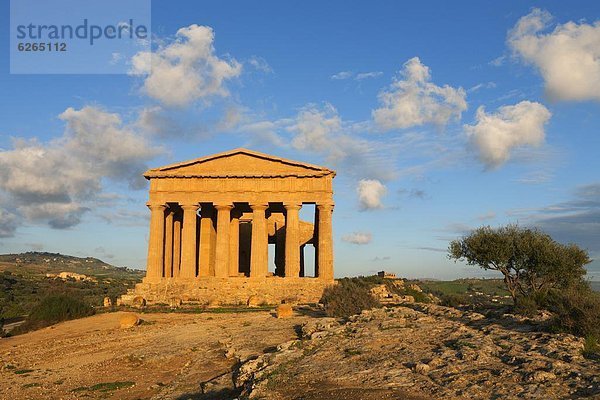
[46,272,97,282]
[378,271,396,279]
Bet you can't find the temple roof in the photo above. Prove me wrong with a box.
[144,148,336,179]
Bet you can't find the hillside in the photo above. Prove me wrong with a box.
[0,252,144,322]
[0,252,143,280]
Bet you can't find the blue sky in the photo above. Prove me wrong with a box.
[0,0,599,280]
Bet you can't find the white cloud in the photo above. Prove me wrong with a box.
[240,120,289,147]
[508,9,600,101]
[284,104,397,181]
[357,179,387,210]
[355,71,383,80]
[489,55,506,67]
[59,107,161,189]
[372,57,467,131]
[238,103,410,182]
[136,106,185,138]
[464,101,551,168]
[331,71,353,80]
[331,71,383,81]
[247,56,273,73]
[110,52,123,65]
[0,106,161,234]
[468,82,497,93]
[341,231,372,245]
[217,106,245,132]
[131,25,242,107]
[289,103,342,155]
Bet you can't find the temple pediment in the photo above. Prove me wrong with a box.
[144,148,336,179]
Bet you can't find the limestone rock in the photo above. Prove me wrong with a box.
[528,371,557,382]
[409,284,423,292]
[132,296,146,308]
[234,302,600,399]
[247,295,263,307]
[119,313,140,329]
[379,318,406,330]
[103,297,112,307]
[396,295,415,303]
[169,297,182,308]
[301,318,340,339]
[276,304,293,319]
[391,280,405,289]
[208,298,221,308]
[414,362,431,374]
[370,284,391,300]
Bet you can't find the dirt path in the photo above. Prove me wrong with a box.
[0,311,309,400]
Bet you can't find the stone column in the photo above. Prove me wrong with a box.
[229,211,240,277]
[146,203,166,281]
[316,203,334,280]
[173,214,182,278]
[284,203,301,277]
[214,203,232,278]
[250,203,269,277]
[164,208,174,278]
[180,203,199,279]
[199,205,216,277]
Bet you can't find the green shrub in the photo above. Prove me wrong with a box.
[583,335,600,359]
[320,280,380,318]
[13,294,94,334]
[403,287,431,303]
[543,286,600,339]
[514,295,539,317]
[440,293,470,308]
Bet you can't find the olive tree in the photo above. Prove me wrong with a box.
[448,225,591,303]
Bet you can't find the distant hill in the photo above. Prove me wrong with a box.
[0,252,144,280]
[0,252,145,323]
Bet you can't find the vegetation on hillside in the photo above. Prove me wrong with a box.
[419,278,512,308]
[11,294,95,335]
[321,276,434,318]
[0,252,143,280]
[321,278,380,318]
[0,252,144,327]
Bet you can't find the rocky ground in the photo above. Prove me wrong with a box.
[0,310,310,400]
[1,304,599,400]
[237,304,600,400]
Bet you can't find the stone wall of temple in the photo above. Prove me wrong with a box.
[120,277,334,306]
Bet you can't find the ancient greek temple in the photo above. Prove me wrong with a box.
[126,149,335,306]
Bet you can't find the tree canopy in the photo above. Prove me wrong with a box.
[448,225,591,303]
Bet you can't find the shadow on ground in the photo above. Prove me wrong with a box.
[175,387,241,400]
